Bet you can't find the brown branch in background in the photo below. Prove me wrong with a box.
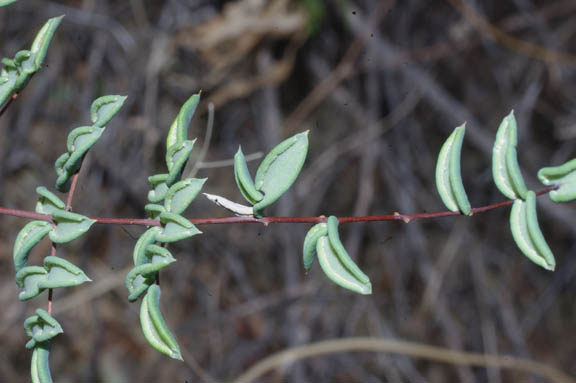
[233,337,576,383]
[0,186,558,227]
[446,0,576,67]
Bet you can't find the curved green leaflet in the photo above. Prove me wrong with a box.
[13,220,52,272]
[302,222,328,271]
[133,226,161,266]
[234,147,263,204]
[24,309,63,349]
[140,285,182,360]
[15,266,47,301]
[0,0,18,7]
[435,124,471,215]
[156,212,201,242]
[165,140,195,186]
[166,93,200,150]
[35,186,65,215]
[126,245,175,302]
[30,16,64,72]
[15,257,90,300]
[326,216,370,285]
[492,112,527,200]
[49,210,96,244]
[316,236,372,295]
[31,343,52,383]
[90,95,127,128]
[253,131,309,216]
[510,191,555,270]
[538,158,576,202]
[147,174,169,203]
[164,178,206,214]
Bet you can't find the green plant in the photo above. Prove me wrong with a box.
[1,2,574,382]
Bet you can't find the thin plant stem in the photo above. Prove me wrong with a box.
[0,186,558,227]
[0,92,18,119]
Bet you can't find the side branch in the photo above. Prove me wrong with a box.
[0,186,558,226]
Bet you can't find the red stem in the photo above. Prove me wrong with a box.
[0,186,558,226]
[0,92,19,119]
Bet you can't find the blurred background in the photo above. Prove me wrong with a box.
[1,0,575,381]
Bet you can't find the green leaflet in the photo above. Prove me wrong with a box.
[144,204,165,220]
[537,158,576,202]
[316,236,372,295]
[156,212,201,243]
[15,257,91,301]
[24,309,63,349]
[13,220,52,272]
[140,285,183,360]
[30,16,64,72]
[165,140,195,186]
[49,210,96,244]
[126,245,175,302]
[54,95,125,192]
[0,0,18,7]
[37,256,91,289]
[31,343,52,383]
[164,178,206,214]
[327,216,370,284]
[147,174,169,203]
[90,95,127,128]
[166,93,200,150]
[253,131,309,216]
[510,191,555,270]
[133,226,161,266]
[0,67,17,107]
[15,266,47,301]
[302,222,327,271]
[35,186,65,215]
[435,124,471,215]
[492,112,528,200]
[234,147,263,204]
[312,216,372,294]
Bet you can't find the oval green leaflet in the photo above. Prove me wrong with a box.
[537,158,576,203]
[31,342,52,383]
[234,147,264,204]
[252,131,309,216]
[492,111,527,200]
[49,210,96,244]
[327,216,370,284]
[30,16,64,73]
[166,93,200,150]
[13,220,52,272]
[156,212,201,243]
[24,309,63,349]
[510,191,555,270]
[90,95,127,128]
[435,124,471,215]
[302,222,327,271]
[140,284,183,360]
[164,178,206,214]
